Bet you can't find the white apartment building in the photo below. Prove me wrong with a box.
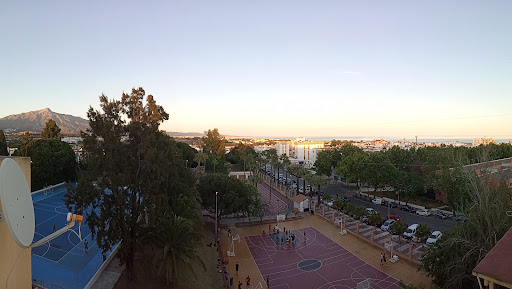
[276,143,290,157]
[473,138,496,147]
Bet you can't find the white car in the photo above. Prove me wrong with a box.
[380,219,395,231]
[366,208,375,215]
[426,231,442,245]
[416,209,431,216]
[372,198,383,205]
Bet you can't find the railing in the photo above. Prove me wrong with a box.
[217,240,230,289]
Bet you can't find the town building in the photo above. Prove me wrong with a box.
[273,138,325,167]
[473,137,496,147]
[435,157,512,203]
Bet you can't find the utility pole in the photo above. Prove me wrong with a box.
[215,191,218,241]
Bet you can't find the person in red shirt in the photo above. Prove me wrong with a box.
[246,275,250,289]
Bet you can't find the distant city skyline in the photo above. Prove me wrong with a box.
[1,1,511,138]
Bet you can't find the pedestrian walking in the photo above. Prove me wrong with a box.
[246,275,250,289]
[281,236,284,244]
[383,252,387,266]
[292,234,295,243]
[267,275,269,289]
[84,240,88,254]
[380,253,384,265]
[236,261,239,276]
[238,281,242,289]
[53,224,56,232]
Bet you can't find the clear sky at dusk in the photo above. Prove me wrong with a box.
[1,1,511,138]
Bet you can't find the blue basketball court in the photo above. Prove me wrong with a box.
[31,184,118,289]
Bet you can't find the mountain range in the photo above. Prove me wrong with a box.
[0,108,89,135]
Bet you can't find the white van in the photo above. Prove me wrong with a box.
[403,224,419,239]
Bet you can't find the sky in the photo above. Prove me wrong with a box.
[1,1,511,139]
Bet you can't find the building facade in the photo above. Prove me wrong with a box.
[473,137,496,147]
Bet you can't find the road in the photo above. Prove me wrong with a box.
[261,167,457,233]
[322,184,457,233]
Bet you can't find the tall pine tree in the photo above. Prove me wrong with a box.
[0,130,8,156]
[41,118,61,140]
[66,88,201,281]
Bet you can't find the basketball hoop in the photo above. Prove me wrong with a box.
[227,234,240,256]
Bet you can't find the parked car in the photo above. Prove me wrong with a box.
[401,205,416,213]
[403,224,419,239]
[372,198,383,205]
[387,213,403,221]
[380,219,395,231]
[433,210,449,219]
[341,197,351,203]
[452,215,467,222]
[366,208,375,215]
[416,209,431,216]
[386,202,397,208]
[362,217,369,224]
[426,231,443,245]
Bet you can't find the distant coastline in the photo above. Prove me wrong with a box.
[247,136,512,144]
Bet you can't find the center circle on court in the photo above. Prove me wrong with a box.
[297,259,322,272]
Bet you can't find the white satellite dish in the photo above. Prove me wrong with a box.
[0,158,35,248]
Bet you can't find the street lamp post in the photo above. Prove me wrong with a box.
[215,191,218,241]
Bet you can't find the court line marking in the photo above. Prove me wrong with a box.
[247,227,402,289]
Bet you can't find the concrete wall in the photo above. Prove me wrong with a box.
[0,157,32,289]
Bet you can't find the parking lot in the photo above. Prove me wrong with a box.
[321,184,457,233]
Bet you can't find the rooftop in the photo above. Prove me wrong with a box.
[473,227,512,287]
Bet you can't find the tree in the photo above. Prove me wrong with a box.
[354,206,366,220]
[0,130,8,156]
[41,118,61,140]
[336,147,368,192]
[344,202,355,215]
[65,88,194,280]
[314,148,342,177]
[420,158,512,289]
[210,155,220,174]
[28,139,77,191]
[147,214,205,286]
[415,224,431,242]
[368,211,382,226]
[19,132,33,156]
[362,152,396,192]
[194,152,208,174]
[309,174,327,203]
[202,128,225,157]
[197,174,262,220]
[175,142,198,167]
[333,199,344,210]
[391,220,407,243]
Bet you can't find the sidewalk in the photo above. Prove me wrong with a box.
[311,201,428,263]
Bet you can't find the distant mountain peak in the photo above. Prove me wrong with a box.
[0,109,89,135]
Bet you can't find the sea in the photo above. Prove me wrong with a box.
[260,136,512,144]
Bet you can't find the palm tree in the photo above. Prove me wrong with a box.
[211,155,219,174]
[287,164,301,197]
[193,152,208,174]
[273,155,284,190]
[224,162,232,174]
[309,174,327,204]
[148,214,206,286]
[280,154,291,195]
